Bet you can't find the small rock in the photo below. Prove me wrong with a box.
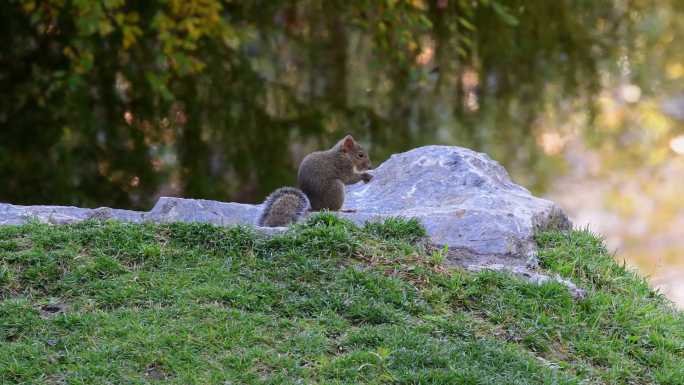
[41,304,66,313]
[145,197,259,226]
[40,303,69,318]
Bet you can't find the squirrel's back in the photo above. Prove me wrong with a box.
[298,149,344,211]
[257,187,309,227]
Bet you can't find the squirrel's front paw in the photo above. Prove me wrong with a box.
[361,173,373,183]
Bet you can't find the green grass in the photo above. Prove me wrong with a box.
[1,214,682,384]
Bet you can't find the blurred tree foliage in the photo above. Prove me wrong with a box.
[0,0,661,209]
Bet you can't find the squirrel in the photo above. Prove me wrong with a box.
[257,135,373,227]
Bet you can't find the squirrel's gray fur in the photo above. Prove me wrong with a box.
[258,135,372,227]
[298,135,372,211]
[257,187,310,227]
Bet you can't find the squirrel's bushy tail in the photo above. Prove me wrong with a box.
[257,187,310,227]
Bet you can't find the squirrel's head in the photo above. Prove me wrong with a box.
[337,134,372,170]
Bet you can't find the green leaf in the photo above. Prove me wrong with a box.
[492,2,519,26]
[458,17,476,31]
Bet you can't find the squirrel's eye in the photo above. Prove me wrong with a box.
[357,153,364,158]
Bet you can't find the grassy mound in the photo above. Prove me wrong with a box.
[1,214,682,384]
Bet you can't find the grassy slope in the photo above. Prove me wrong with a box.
[0,215,682,385]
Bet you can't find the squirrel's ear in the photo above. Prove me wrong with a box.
[341,135,355,152]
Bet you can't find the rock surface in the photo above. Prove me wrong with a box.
[0,145,581,297]
[342,146,570,267]
[0,203,145,225]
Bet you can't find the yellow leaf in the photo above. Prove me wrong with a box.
[126,12,140,23]
[122,26,142,49]
[99,19,113,36]
[23,1,36,12]
[63,46,76,59]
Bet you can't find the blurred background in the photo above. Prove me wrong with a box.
[1,1,683,306]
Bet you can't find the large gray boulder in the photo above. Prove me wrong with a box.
[342,145,570,268]
[0,145,581,297]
